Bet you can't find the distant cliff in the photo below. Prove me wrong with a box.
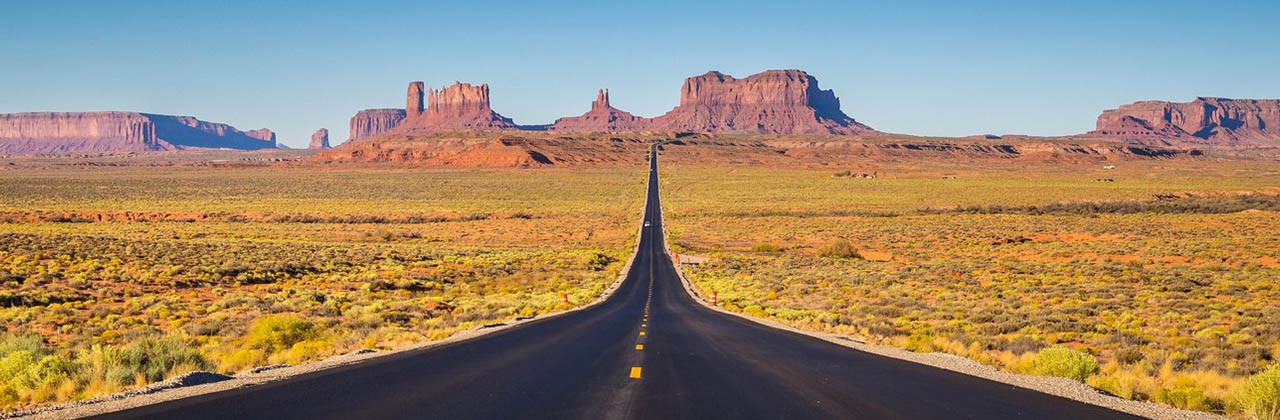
[348,108,406,142]
[1091,98,1280,146]
[0,112,277,153]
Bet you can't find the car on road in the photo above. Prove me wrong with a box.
[644,221,651,227]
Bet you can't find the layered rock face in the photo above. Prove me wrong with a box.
[0,112,277,153]
[406,81,425,119]
[647,70,874,135]
[347,108,406,142]
[310,128,330,149]
[1092,98,1280,145]
[396,82,519,132]
[245,128,276,143]
[550,89,651,132]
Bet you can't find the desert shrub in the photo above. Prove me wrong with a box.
[0,351,75,404]
[751,243,783,253]
[246,314,317,353]
[79,337,208,386]
[1236,364,1280,420]
[816,240,861,259]
[905,332,937,353]
[1154,377,1215,411]
[1029,347,1099,382]
[282,340,333,365]
[0,334,49,359]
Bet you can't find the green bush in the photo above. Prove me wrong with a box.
[1236,364,1280,420]
[816,240,861,259]
[1155,382,1214,411]
[0,334,49,359]
[76,337,209,386]
[1029,347,1099,382]
[247,315,317,353]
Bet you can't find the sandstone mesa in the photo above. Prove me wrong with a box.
[1089,97,1280,146]
[0,112,277,154]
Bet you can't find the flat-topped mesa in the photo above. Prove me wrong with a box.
[245,128,276,143]
[348,108,406,142]
[550,88,652,132]
[310,128,330,149]
[648,69,874,135]
[1091,97,1280,146]
[396,82,519,132]
[0,112,277,153]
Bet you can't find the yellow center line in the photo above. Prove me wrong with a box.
[629,366,642,379]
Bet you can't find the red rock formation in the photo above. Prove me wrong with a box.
[349,69,873,137]
[406,81,425,119]
[348,108,406,142]
[647,70,874,135]
[245,129,276,143]
[1091,98,1280,145]
[550,89,651,132]
[396,82,518,132]
[0,112,277,153]
[310,128,330,149]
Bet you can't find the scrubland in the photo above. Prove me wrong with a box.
[662,160,1280,418]
[0,166,642,411]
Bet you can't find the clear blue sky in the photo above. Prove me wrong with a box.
[2,1,1277,148]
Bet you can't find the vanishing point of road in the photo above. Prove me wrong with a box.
[94,145,1139,420]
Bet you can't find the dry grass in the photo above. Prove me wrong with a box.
[663,158,1280,417]
[0,165,643,411]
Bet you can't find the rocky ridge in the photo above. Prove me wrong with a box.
[0,112,277,154]
[1091,97,1280,146]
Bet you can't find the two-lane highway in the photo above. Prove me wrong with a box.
[95,146,1139,419]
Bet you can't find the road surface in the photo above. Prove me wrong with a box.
[95,146,1138,419]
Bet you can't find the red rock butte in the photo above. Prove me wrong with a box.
[1090,97,1280,146]
[0,112,277,154]
[309,128,330,150]
[344,69,876,138]
[394,82,518,133]
[551,89,649,132]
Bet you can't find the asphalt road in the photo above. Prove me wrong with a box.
[94,147,1140,419]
